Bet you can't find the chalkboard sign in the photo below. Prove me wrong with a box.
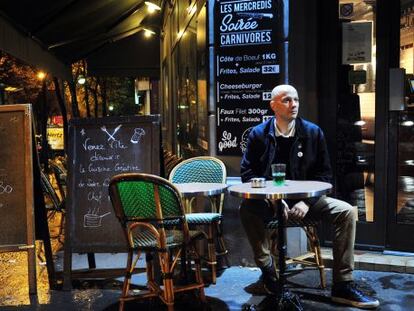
[0,104,36,294]
[214,0,287,155]
[67,115,160,253]
[0,104,34,248]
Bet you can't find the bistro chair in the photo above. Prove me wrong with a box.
[40,171,65,239]
[169,156,229,284]
[265,217,326,289]
[49,159,67,201]
[109,173,206,311]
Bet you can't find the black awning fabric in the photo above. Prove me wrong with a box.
[87,32,160,78]
[0,0,162,78]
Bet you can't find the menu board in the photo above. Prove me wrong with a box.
[67,115,160,253]
[215,0,288,155]
[0,104,34,247]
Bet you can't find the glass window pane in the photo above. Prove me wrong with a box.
[337,0,376,222]
[397,2,414,224]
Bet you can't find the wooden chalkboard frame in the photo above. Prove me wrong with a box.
[0,104,36,294]
[64,115,160,288]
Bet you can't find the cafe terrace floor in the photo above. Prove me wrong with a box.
[1,209,414,311]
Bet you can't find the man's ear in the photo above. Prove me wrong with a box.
[269,100,276,113]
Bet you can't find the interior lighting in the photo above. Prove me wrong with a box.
[77,75,86,85]
[405,160,414,166]
[187,4,197,15]
[37,71,46,80]
[401,120,414,127]
[109,105,114,111]
[354,120,366,126]
[143,28,156,38]
[177,29,185,39]
[356,156,367,163]
[4,86,22,92]
[145,1,161,13]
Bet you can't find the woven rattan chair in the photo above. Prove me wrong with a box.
[169,156,229,284]
[265,217,326,288]
[109,173,206,311]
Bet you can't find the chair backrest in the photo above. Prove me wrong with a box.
[49,159,67,199]
[109,173,186,226]
[169,156,226,184]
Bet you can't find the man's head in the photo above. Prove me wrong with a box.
[269,84,299,122]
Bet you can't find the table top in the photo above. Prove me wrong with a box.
[228,180,332,200]
[173,182,228,197]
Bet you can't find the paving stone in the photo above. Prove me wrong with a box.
[405,260,414,274]
[389,258,407,273]
[373,256,391,272]
[358,256,376,271]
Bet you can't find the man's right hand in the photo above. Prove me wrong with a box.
[281,199,290,221]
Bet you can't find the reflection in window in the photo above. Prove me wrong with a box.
[176,15,204,157]
[397,2,414,224]
[397,114,414,224]
[337,0,376,222]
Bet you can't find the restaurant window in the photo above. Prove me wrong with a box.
[336,1,376,222]
[161,0,207,156]
[176,15,199,157]
[396,2,414,224]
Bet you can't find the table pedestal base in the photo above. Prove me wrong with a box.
[243,289,304,311]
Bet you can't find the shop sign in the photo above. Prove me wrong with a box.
[214,0,286,155]
[47,127,64,150]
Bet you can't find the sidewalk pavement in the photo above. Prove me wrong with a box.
[1,249,414,310]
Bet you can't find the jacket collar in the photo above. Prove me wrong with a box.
[295,118,308,138]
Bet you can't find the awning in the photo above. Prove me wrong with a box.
[0,0,162,79]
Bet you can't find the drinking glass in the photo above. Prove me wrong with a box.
[271,163,286,186]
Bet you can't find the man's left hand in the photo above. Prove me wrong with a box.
[288,201,309,220]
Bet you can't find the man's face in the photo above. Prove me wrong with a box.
[270,87,299,122]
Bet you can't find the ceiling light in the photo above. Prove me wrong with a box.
[354,120,366,126]
[145,1,161,13]
[401,120,414,127]
[143,28,156,38]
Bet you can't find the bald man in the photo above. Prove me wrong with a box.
[240,85,379,309]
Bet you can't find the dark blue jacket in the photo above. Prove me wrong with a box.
[240,117,332,205]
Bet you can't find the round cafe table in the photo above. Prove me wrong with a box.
[173,182,228,213]
[228,180,332,310]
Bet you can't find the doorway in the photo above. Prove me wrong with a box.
[387,0,414,252]
[319,0,404,250]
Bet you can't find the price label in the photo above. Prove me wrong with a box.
[262,65,279,74]
[262,92,272,101]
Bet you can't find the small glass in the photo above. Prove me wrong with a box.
[271,163,286,186]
